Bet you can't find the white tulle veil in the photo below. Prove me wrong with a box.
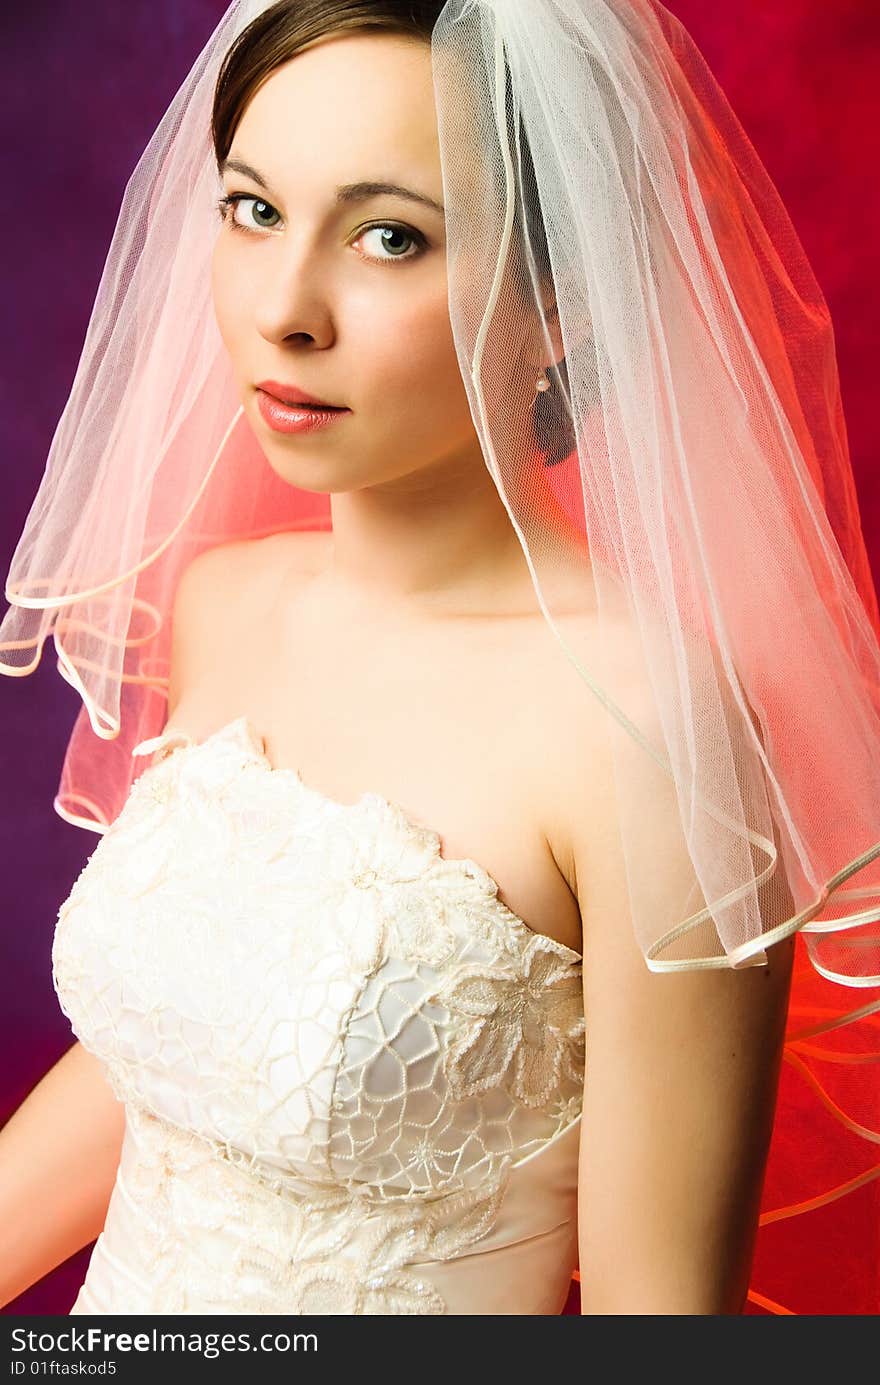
[3,0,879,1310]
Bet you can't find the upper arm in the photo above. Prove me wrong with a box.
[569,675,795,1314]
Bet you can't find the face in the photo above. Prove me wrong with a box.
[211,31,487,495]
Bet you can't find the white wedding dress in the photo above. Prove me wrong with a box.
[51,715,585,1315]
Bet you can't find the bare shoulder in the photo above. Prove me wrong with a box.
[544,597,794,989]
[166,530,331,716]
[174,529,330,603]
[534,603,653,898]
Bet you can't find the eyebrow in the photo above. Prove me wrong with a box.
[219,158,445,216]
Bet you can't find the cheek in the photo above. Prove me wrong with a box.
[369,290,470,413]
[210,242,250,355]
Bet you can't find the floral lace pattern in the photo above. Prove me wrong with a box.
[430,934,586,1109]
[54,716,584,1314]
[73,1104,512,1315]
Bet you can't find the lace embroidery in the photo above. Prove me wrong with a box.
[53,714,584,1314]
[113,1105,510,1315]
[427,933,586,1109]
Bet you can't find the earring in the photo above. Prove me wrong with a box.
[535,371,551,394]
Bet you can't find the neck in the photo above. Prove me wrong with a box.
[325,440,533,617]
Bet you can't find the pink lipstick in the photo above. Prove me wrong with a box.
[255,379,351,435]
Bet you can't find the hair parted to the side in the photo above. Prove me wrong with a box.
[211,0,576,467]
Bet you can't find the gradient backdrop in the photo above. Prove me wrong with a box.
[1,0,878,1315]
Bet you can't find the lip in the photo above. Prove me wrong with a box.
[256,388,351,435]
[256,379,343,408]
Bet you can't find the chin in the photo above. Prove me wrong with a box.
[259,451,364,496]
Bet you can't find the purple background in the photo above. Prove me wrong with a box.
[2,1,878,1314]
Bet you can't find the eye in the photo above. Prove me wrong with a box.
[216,194,427,265]
[216,194,280,233]
[353,224,426,265]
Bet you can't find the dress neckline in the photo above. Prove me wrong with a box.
[131,713,583,963]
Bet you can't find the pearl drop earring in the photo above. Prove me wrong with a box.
[535,371,550,393]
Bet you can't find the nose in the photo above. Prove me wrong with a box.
[252,242,337,350]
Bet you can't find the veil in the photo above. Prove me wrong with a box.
[2,0,879,1313]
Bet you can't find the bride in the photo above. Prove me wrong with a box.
[2,0,878,1316]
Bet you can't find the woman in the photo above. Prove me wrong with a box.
[1,0,878,1315]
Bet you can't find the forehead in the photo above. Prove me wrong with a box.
[231,31,442,190]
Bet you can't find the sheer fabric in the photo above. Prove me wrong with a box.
[2,0,878,1312]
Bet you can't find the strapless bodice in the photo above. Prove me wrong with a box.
[51,715,585,1314]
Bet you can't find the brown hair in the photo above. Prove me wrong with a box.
[211,0,575,466]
